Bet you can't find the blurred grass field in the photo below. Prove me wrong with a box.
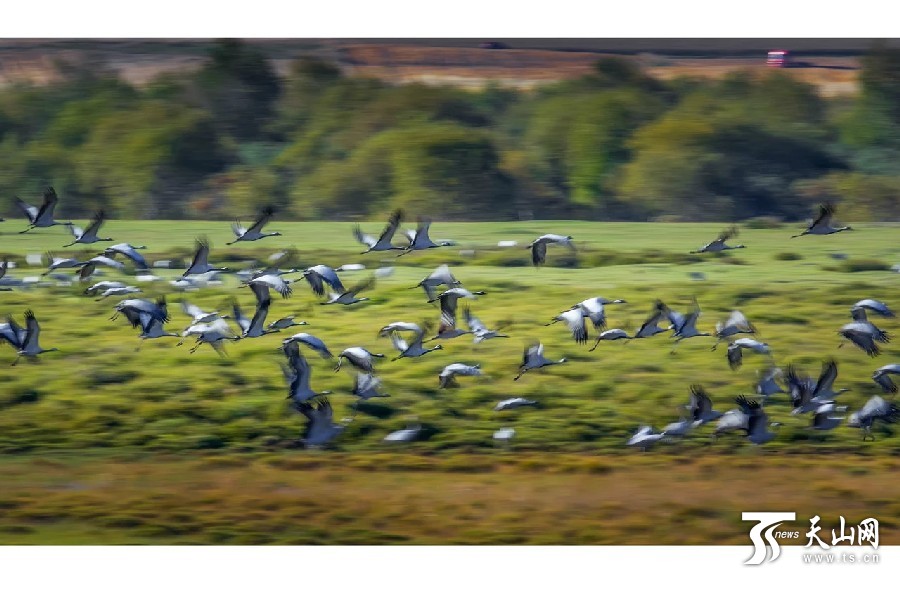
[1,218,899,544]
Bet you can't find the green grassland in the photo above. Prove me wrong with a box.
[1,219,899,544]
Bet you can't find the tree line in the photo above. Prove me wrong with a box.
[1,39,900,222]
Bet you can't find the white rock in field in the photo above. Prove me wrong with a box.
[23,276,41,284]
[459,249,475,258]
[153,260,173,269]
[493,427,516,441]
[135,274,162,283]
[375,267,394,278]
[497,240,518,248]
[340,263,366,271]
[27,254,44,266]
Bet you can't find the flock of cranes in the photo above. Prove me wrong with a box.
[1,192,899,449]
[621,295,899,449]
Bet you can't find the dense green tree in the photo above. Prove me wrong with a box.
[275,77,386,174]
[793,172,900,222]
[627,123,838,220]
[76,101,230,218]
[520,87,667,216]
[193,39,282,141]
[0,47,896,222]
[837,42,900,174]
[292,122,514,220]
[273,57,343,136]
[859,42,900,123]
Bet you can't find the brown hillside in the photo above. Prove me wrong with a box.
[0,41,861,96]
[339,44,861,95]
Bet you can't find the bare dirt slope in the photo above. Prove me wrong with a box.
[340,44,860,95]
[0,40,861,95]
